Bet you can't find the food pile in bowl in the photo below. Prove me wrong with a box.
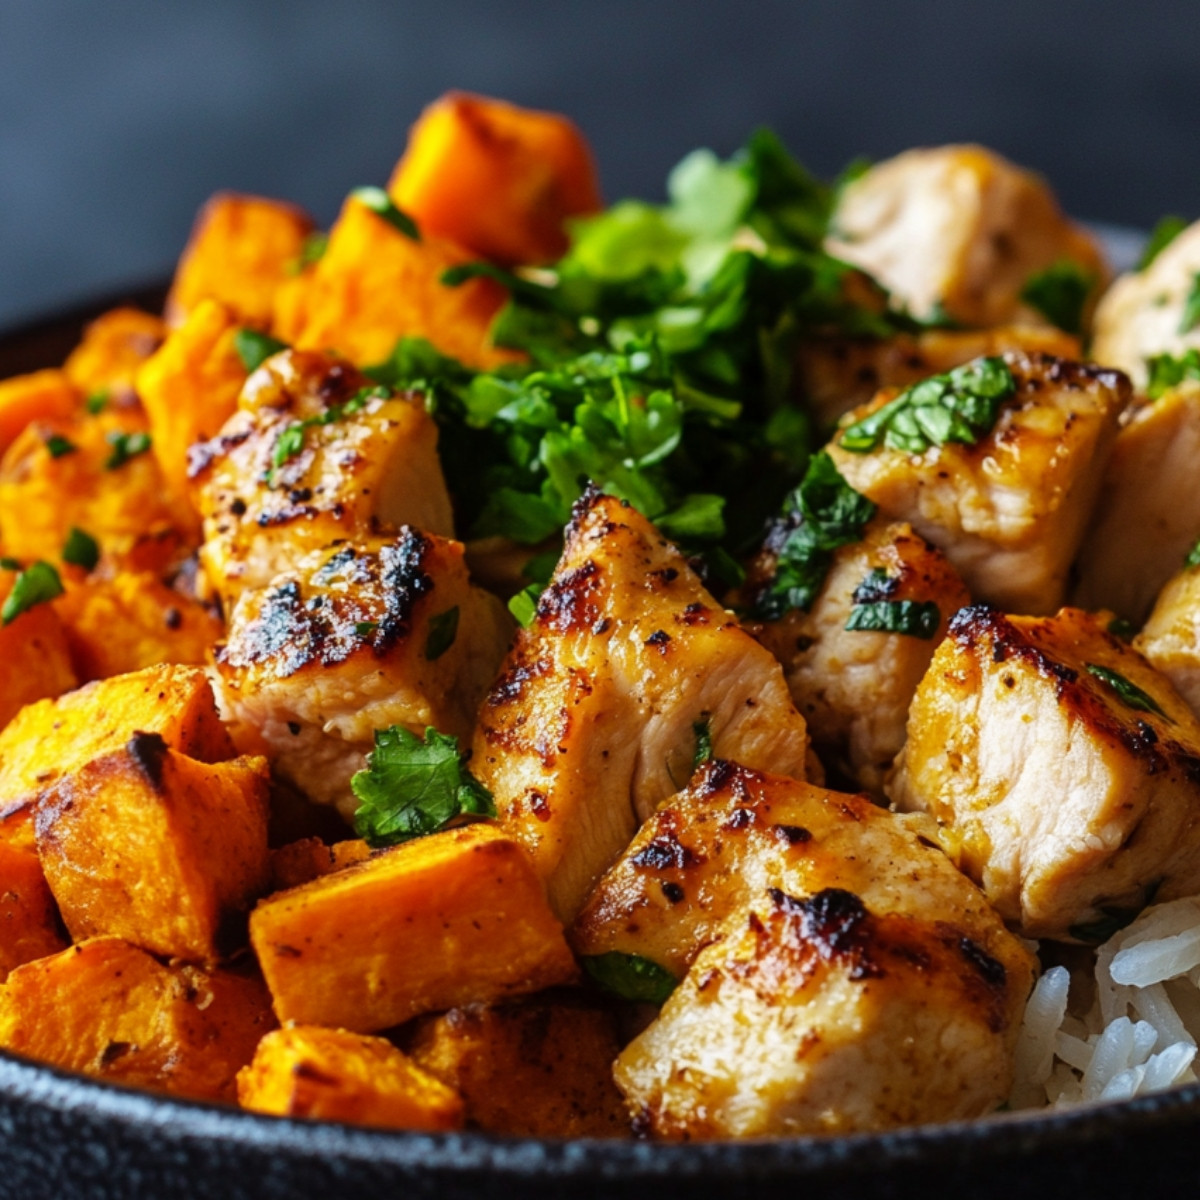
[4,90,1200,1139]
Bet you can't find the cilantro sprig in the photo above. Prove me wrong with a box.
[1139,216,1188,270]
[1146,349,1200,400]
[844,567,939,638]
[104,430,152,470]
[350,725,494,848]
[1085,663,1171,722]
[62,527,100,571]
[581,951,678,1005]
[0,561,64,625]
[268,386,390,485]
[1020,259,1094,336]
[234,329,288,373]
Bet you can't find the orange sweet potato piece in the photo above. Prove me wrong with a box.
[0,564,77,728]
[135,299,249,509]
[36,740,270,962]
[272,193,520,370]
[0,937,276,1101]
[409,996,629,1137]
[0,843,68,981]
[63,307,166,399]
[166,192,315,328]
[55,570,222,683]
[238,1025,465,1130]
[250,823,577,1032]
[390,91,601,266]
[0,370,80,459]
[268,837,371,892]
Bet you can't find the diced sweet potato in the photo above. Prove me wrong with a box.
[390,91,601,266]
[269,838,371,892]
[0,370,80,459]
[0,843,68,981]
[0,937,275,1102]
[272,192,519,370]
[63,307,166,399]
[135,299,248,508]
[409,996,629,1137]
[0,564,77,728]
[0,804,34,852]
[36,741,270,962]
[250,823,577,1032]
[55,571,222,683]
[238,1025,464,1130]
[166,192,315,328]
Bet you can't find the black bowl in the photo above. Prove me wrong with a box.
[1,280,1196,1200]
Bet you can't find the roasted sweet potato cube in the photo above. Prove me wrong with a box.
[166,192,315,328]
[390,91,601,266]
[409,996,629,1137]
[238,1025,464,1130]
[250,823,577,1032]
[55,571,222,683]
[0,370,80,458]
[269,838,370,892]
[63,307,166,398]
[0,843,68,981]
[0,937,275,1101]
[36,741,269,962]
[135,299,248,508]
[0,563,77,728]
[272,192,518,370]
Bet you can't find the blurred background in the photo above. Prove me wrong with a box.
[1,0,1194,327]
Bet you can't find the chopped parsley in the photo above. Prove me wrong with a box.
[289,230,328,275]
[1085,663,1171,721]
[268,386,389,484]
[424,607,460,661]
[844,571,939,638]
[85,391,109,415]
[104,430,151,470]
[1138,216,1187,271]
[1019,259,1094,336]
[581,951,678,1005]
[1107,616,1136,641]
[350,725,494,848]
[507,584,541,628]
[1180,274,1200,336]
[351,186,420,240]
[692,716,714,770]
[1,561,64,625]
[43,434,76,459]
[750,451,876,620]
[62,527,100,571]
[354,620,378,637]
[1146,349,1200,400]
[234,329,289,373]
[839,357,1016,456]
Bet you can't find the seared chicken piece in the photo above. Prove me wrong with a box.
[213,532,511,821]
[189,348,453,603]
[796,324,1081,430]
[890,605,1200,941]
[826,353,1129,615]
[1137,564,1200,717]
[600,762,1033,1137]
[747,519,970,794]
[826,145,1106,329]
[473,488,811,922]
[1092,220,1200,387]
[1072,383,1200,622]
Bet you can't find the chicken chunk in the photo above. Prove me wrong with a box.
[826,145,1106,329]
[1092,219,1200,387]
[1137,563,1200,717]
[473,487,811,921]
[890,605,1200,941]
[189,348,453,602]
[1072,383,1200,622]
[826,353,1129,614]
[212,531,511,820]
[747,519,970,794]
[599,762,1033,1137]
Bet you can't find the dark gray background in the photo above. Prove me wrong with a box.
[1,0,1195,328]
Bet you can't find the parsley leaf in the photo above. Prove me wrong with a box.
[288,230,328,275]
[104,430,151,470]
[1,561,64,625]
[424,607,460,661]
[507,584,542,628]
[354,620,378,637]
[692,716,714,770]
[1108,616,1136,641]
[85,391,109,415]
[62,527,100,571]
[1146,349,1200,400]
[1020,259,1094,336]
[234,329,289,372]
[846,599,940,638]
[581,952,678,1005]
[1139,216,1187,271]
[1181,274,1200,335]
[268,386,388,484]
[351,186,420,240]
[43,434,76,459]
[1085,663,1171,721]
[350,726,494,848]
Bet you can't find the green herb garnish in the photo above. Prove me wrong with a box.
[846,599,940,639]
[268,386,388,483]
[1108,616,1136,641]
[62,527,100,571]
[350,186,420,240]
[289,230,328,274]
[354,621,378,637]
[581,952,678,1005]
[839,357,1016,456]
[1020,259,1094,336]
[350,725,494,848]
[507,584,541,629]
[85,391,109,415]
[1146,349,1200,400]
[692,716,714,770]
[424,607,460,661]
[234,329,289,373]
[1,561,64,625]
[104,430,151,470]
[1085,663,1171,721]
[1139,216,1187,271]
[43,434,76,459]
[1180,274,1200,335]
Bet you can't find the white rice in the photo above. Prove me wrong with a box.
[1010,897,1200,1109]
